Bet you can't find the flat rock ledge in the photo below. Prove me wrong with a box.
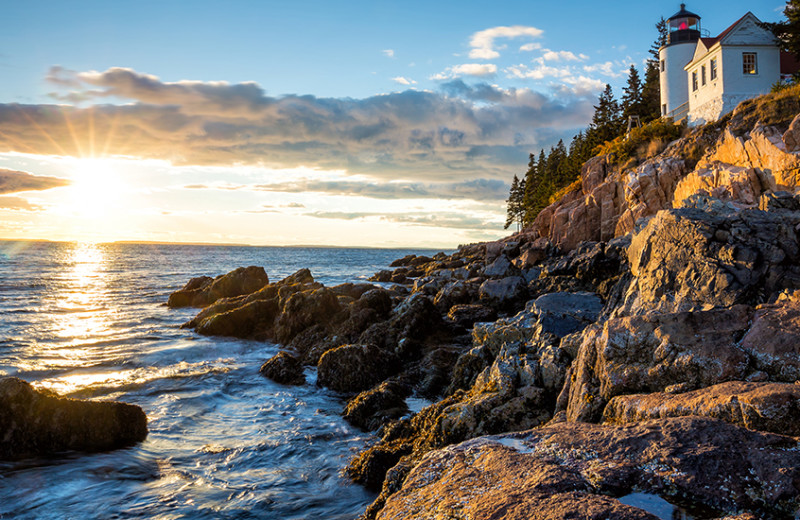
[377,417,800,520]
[604,381,800,435]
[0,377,148,460]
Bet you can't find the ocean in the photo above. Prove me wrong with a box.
[0,241,442,520]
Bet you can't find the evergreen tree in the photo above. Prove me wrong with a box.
[649,17,668,61]
[621,65,644,122]
[641,60,662,122]
[642,17,668,121]
[522,153,538,225]
[761,0,800,80]
[587,84,622,146]
[504,175,526,231]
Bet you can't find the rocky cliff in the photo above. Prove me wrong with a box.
[172,88,800,520]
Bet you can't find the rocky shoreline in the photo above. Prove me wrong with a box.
[165,94,800,519]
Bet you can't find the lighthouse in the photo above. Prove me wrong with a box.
[659,4,702,120]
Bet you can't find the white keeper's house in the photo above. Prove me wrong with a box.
[658,4,800,125]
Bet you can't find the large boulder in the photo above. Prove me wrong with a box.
[603,381,800,436]
[672,164,762,208]
[446,304,496,330]
[784,112,800,152]
[274,287,342,343]
[168,266,268,308]
[621,207,800,315]
[343,380,411,431]
[259,351,306,385]
[167,275,213,307]
[703,125,800,191]
[740,299,800,380]
[317,344,399,394]
[195,299,279,338]
[563,306,763,423]
[478,276,526,310]
[376,417,800,520]
[615,157,687,237]
[0,377,147,460]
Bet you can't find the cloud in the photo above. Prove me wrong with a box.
[185,178,510,202]
[0,67,596,183]
[431,63,497,80]
[582,61,622,77]
[505,63,572,80]
[541,50,588,62]
[557,76,607,96]
[0,196,43,211]
[392,76,417,85]
[519,43,542,52]
[382,49,395,58]
[0,168,69,194]
[306,210,501,230]
[468,26,544,60]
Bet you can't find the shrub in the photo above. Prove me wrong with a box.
[594,118,683,166]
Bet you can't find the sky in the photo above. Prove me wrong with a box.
[0,0,784,248]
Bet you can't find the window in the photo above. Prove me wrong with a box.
[660,59,665,72]
[692,71,698,91]
[710,58,718,80]
[662,103,667,116]
[743,52,757,74]
[701,65,706,86]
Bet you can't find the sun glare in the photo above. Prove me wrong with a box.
[67,157,128,218]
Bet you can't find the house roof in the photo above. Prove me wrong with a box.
[711,12,751,45]
[685,12,767,70]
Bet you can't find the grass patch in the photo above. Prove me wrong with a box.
[595,118,684,167]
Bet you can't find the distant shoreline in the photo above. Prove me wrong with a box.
[0,238,451,250]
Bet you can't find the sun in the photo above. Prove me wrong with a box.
[67,157,128,218]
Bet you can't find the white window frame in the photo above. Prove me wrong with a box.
[710,58,717,80]
[742,52,757,75]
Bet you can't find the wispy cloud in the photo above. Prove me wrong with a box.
[541,50,588,62]
[0,168,69,194]
[392,76,417,85]
[382,49,395,58]
[0,195,44,211]
[431,63,497,80]
[306,210,501,230]
[582,61,623,77]
[468,26,544,60]
[519,43,542,52]
[505,63,572,80]
[184,178,510,202]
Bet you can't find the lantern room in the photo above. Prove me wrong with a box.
[667,4,701,45]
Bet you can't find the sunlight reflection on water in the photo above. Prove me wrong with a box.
[0,241,444,519]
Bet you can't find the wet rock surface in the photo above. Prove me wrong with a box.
[259,351,306,386]
[0,377,148,460]
[378,417,800,520]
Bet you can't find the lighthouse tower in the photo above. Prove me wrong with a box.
[659,4,701,120]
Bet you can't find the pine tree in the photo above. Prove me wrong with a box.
[642,17,668,121]
[641,60,661,122]
[522,153,538,225]
[621,65,644,122]
[587,84,622,146]
[504,175,526,231]
[761,0,800,80]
